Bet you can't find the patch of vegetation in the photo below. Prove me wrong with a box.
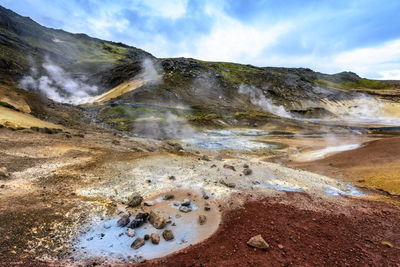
[186,112,221,121]
[0,101,14,109]
[314,78,393,90]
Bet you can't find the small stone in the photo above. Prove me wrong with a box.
[204,206,211,211]
[243,168,252,176]
[0,167,9,177]
[168,175,176,180]
[127,193,143,207]
[223,164,236,171]
[181,199,191,206]
[202,190,210,199]
[144,201,155,206]
[198,215,207,225]
[144,234,150,240]
[172,201,180,207]
[131,238,145,249]
[149,210,166,229]
[201,155,210,161]
[179,206,192,213]
[381,241,394,248]
[162,194,175,200]
[243,164,249,168]
[117,215,130,227]
[151,233,160,244]
[162,230,174,241]
[220,179,236,188]
[175,214,182,218]
[103,222,111,229]
[278,244,284,249]
[126,229,135,237]
[247,235,269,250]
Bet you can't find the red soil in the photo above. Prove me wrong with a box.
[140,192,400,267]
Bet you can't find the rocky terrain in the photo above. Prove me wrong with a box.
[1,5,400,267]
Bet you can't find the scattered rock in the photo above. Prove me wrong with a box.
[201,155,210,161]
[198,215,207,225]
[381,241,394,248]
[151,233,160,244]
[220,179,236,188]
[162,230,174,241]
[163,194,175,200]
[243,168,252,176]
[0,167,9,177]
[223,164,236,171]
[181,199,191,206]
[127,193,143,207]
[149,210,166,229]
[126,229,135,237]
[179,206,192,213]
[247,235,269,250]
[202,190,210,199]
[144,200,155,206]
[131,238,145,249]
[130,213,149,228]
[117,215,130,227]
[144,234,150,240]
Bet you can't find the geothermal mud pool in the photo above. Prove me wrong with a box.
[74,190,220,262]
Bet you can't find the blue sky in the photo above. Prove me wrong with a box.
[2,0,400,79]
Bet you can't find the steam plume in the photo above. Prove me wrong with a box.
[19,59,97,105]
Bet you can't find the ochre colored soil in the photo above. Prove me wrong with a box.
[290,137,400,195]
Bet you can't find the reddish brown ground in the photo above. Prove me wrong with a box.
[138,192,400,267]
[289,137,400,195]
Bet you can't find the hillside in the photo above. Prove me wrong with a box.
[1,4,400,132]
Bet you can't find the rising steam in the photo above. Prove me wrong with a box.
[19,60,97,105]
[133,112,196,139]
[238,84,292,118]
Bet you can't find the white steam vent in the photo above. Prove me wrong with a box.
[238,84,292,118]
[19,60,97,105]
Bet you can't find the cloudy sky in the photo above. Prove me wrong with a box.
[2,0,400,79]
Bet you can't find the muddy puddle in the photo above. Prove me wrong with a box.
[73,190,220,263]
[182,129,278,151]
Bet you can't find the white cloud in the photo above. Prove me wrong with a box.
[332,39,400,79]
[140,0,188,19]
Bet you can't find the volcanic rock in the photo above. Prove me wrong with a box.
[130,212,149,228]
[144,200,155,206]
[149,210,166,229]
[223,164,236,171]
[181,199,191,206]
[0,167,9,177]
[243,168,252,176]
[220,179,236,188]
[198,215,207,225]
[163,194,175,200]
[151,233,160,244]
[162,230,174,241]
[126,229,135,237]
[127,193,143,207]
[117,214,130,227]
[247,235,269,250]
[179,206,192,213]
[131,238,145,249]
